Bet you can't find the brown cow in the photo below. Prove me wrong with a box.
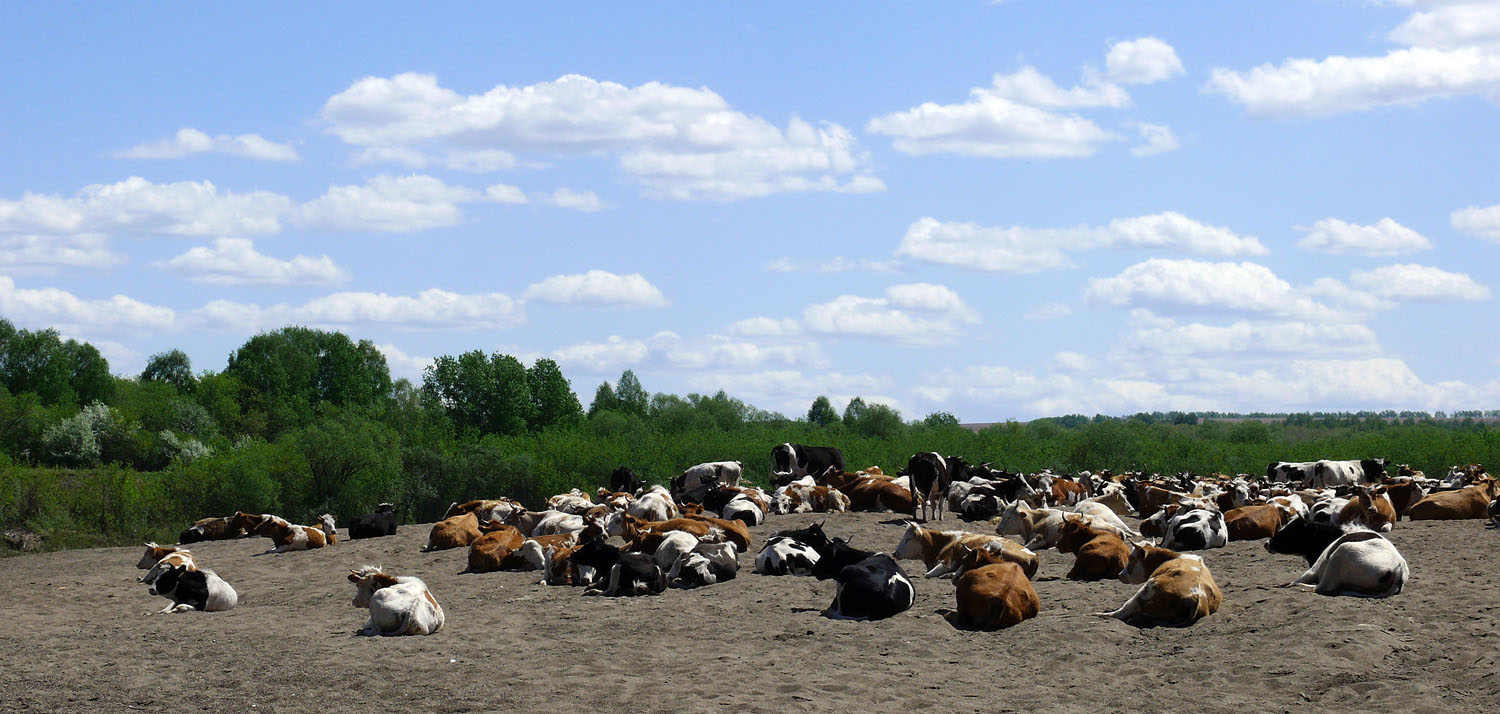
[1056,515,1130,581]
[464,525,526,573]
[892,522,1039,579]
[177,516,244,544]
[1408,479,1500,520]
[678,510,751,552]
[1337,486,1397,532]
[423,512,482,551]
[1378,479,1428,521]
[1223,504,1284,541]
[950,561,1040,631]
[1098,542,1221,627]
[819,470,917,513]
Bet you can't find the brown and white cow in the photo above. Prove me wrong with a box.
[177,516,243,544]
[773,483,851,515]
[950,561,1040,631]
[235,512,329,552]
[423,512,482,551]
[1377,479,1427,521]
[1098,542,1222,627]
[1408,479,1500,520]
[464,524,527,573]
[892,522,1039,579]
[1055,515,1130,581]
[1223,504,1284,541]
[444,498,524,526]
[1336,486,1397,533]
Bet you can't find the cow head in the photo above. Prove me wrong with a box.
[147,563,190,597]
[348,566,399,608]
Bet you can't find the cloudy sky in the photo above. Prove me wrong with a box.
[3,2,1499,420]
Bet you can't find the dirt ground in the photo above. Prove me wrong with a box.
[1,510,1496,714]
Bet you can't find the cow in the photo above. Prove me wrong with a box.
[754,535,822,576]
[1267,461,1318,485]
[904,452,952,522]
[463,525,526,574]
[811,538,878,580]
[1378,479,1427,521]
[677,508,751,552]
[236,513,329,552]
[639,530,701,571]
[627,485,679,522]
[1309,497,1350,526]
[1072,501,1139,538]
[347,566,444,636]
[1135,484,1192,519]
[818,469,915,513]
[582,546,667,597]
[1408,479,1500,520]
[548,489,595,515]
[1056,515,1130,581]
[949,562,1039,631]
[1223,504,1283,541]
[892,522,1039,579]
[996,500,1127,551]
[138,547,197,586]
[1076,483,1134,517]
[1098,543,1221,627]
[1336,486,1397,533]
[422,513,482,552]
[667,542,739,589]
[349,503,398,540]
[773,483,851,515]
[823,554,915,621]
[444,498,524,526]
[146,564,237,613]
[1313,459,1388,488]
[672,461,744,503]
[136,542,189,571]
[1281,530,1409,598]
[316,514,338,544]
[1160,509,1228,551]
[177,516,243,544]
[610,466,643,495]
[1265,515,1350,565]
[770,443,846,486]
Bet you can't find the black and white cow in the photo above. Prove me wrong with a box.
[903,452,954,522]
[1312,459,1388,488]
[1160,508,1229,551]
[754,535,822,576]
[1265,515,1349,565]
[668,542,739,589]
[609,466,643,495]
[770,443,846,487]
[810,538,876,581]
[146,564,238,613]
[1283,530,1408,598]
[671,461,743,503]
[823,554,916,621]
[588,552,667,597]
[1267,461,1319,485]
[348,503,398,540]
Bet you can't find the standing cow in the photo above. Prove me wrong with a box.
[770,443,846,487]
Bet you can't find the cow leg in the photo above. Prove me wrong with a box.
[925,562,955,578]
[1097,588,1144,622]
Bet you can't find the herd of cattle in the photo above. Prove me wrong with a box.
[132,443,1500,635]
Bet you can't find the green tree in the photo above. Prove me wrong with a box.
[421,350,535,436]
[614,369,648,417]
[0,320,112,406]
[224,327,393,437]
[290,411,401,517]
[842,396,868,424]
[527,358,582,429]
[588,381,618,417]
[849,401,903,439]
[807,396,840,426]
[922,411,960,429]
[139,349,195,394]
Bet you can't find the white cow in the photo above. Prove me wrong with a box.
[347,566,445,636]
[146,563,237,613]
[1160,509,1229,551]
[1071,501,1140,538]
[1284,531,1409,598]
[628,485,679,522]
[673,461,744,502]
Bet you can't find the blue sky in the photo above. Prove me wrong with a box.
[3,2,1499,420]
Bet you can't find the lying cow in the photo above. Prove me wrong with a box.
[347,566,444,636]
[1223,504,1283,541]
[177,516,243,544]
[1282,530,1408,598]
[463,525,526,574]
[949,562,1039,631]
[146,563,238,613]
[754,535,822,576]
[1337,486,1396,533]
[668,542,739,589]
[423,513,482,552]
[893,522,1039,579]
[349,503,398,540]
[136,542,190,572]
[672,461,743,503]
[1408,479,1500,520]
[1056,515,1129,581]
[1098,542,1221,627]
[770,443,845,486]
[1265,515,1350,566]
[573,539,667,596]
[811,538,877,581]
[233,512,329,552]
[1160,509,1228,551]
[823,553,915,621]
[609,466,643,495]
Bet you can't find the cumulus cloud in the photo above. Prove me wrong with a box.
[983,66,1131,108]
[1451,203,1500,241]
[1105,37,1187,84]
[193,288,525,331]
[897,212,1265,272]
[801,282,979,344]
[1118,317,1383,357]
[0,234,124,274]
[521,270,668,308]
[1053,351,1095,371]
[1128,122,1180,157]
[293,174,520,232]
[545,188,606,212]
[551,331,826,375]
[1350,263,1492,301]
[376,343,435,381]
[0,276,176,333]
[867,92,1119,159]
[726,317,801,336]
[1206,3,1500,117]
[1084,258,1351,321]
[113,128,299,161]
[153,237,350,286]
[1298,217,1433,255]
[319,73,880,200]
[0,176,291,237]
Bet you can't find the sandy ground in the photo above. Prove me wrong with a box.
[2,510,1497,714]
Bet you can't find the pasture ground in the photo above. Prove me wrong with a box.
[1,511,1496,713]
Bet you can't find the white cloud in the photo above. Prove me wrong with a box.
[1106,37,1187,84]
[763,256,899,273]
[0,234,124,274]
[984,66,1131,108]
[522,270,668,308]
[445,149,518,172]
[1023,303,1073,320]
[1084,258,1350,320]
[1388,2,1500,51]
[550,331,825,375]
[0,276,176,333]
[1451,203,1500,241]
[193,288,525,331]
[320,73,880,200]
[1298,217,1433,255]
[764,257,797,272]
[113,128,299,161]
[376,343,435,382]
[898,213,1265,273]
[550,336,651,373]
[1350,263,1492,301]
[1053,351,1095,371]
[801,282,979,344]
[1118,318,1383,357]
[293,174,517,232]
[546,188,606,212]
[1128,122,1180,157]
[153,237,350,286]
[726,317,801,337]
[0,176,291,237]
[867,92,1119,159]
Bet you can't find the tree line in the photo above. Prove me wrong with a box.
[2,318,1498,554]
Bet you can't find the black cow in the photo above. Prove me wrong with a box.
[610,466,643,495]
[903,452,953,522]
[772,521,831,553]
[823,554,915,621]
[771,443,846,487]
[588,552,667,597]
[1265,515,1348,565]
[348,503,398,540]
[811,537,876,580]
